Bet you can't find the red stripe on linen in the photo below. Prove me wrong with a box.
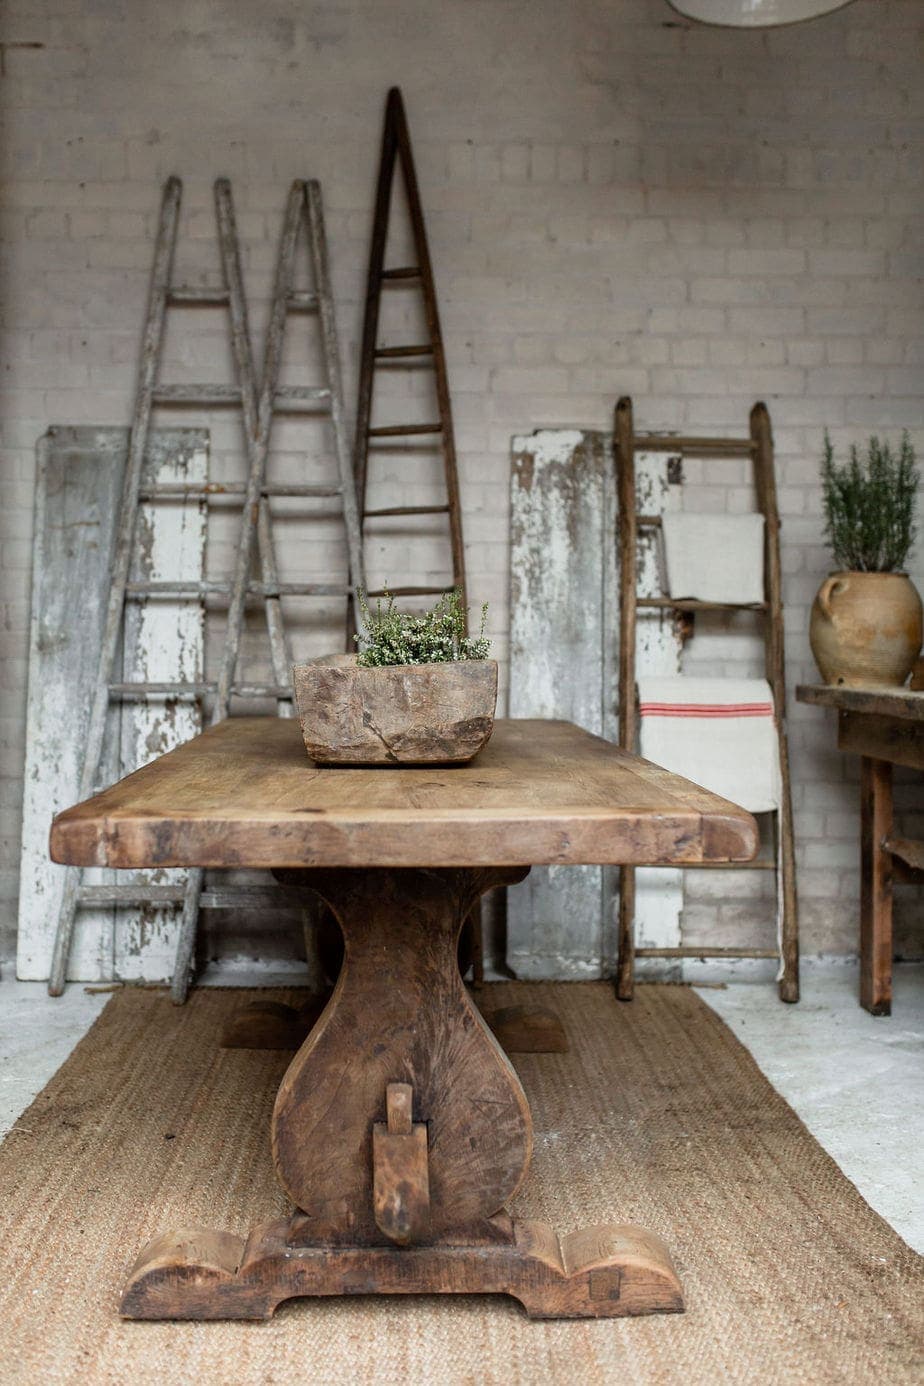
[640,703,773,718]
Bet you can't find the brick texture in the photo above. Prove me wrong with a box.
[1,0,922,966]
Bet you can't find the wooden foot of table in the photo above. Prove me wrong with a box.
[482,1004,568,1053]
[221,997,568,1055]
[219,996,331,1050]
[121,1216,682,1321]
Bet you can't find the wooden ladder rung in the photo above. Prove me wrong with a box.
[636,597,768,612]
[275,385,331,400]
[374,345,434,359]
[381,266,421,280]
[232,683,294,699]
[368,423,443,438]
[365,585,453,598]
[80,884,187,905]
[287,290,319,309]
[153,384,330,407]
[633,435,756,456]
[364,505,450,518]
[153,384,243,404]
[635,947,780,959]
[885,835,924,871]
[263,484,343,498]
[274,386,332,405]
[79,884,308,907]
[109,681,216,697]
[108,680,295,700]
[123,580,348,598]
[139,483,343,499]
[168,287,230,306]
[683,859,777,871]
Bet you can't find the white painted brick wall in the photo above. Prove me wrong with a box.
[1,0,922,964]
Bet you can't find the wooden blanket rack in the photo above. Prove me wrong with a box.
[614,396,799,1004]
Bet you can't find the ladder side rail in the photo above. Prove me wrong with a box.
[751,402,786,714]
[306,180,366,637]
[212,176,273,721]
[252,181,306,718]
[48,177,183,997]
[391,89,467,617]
[354,104,399,516]
[775,717,800,1003]
[614,396,638,1003]
[255,499,293,714]
[348,110,397,648]
[751,402,800,1002]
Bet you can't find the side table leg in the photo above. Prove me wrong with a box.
[860,756,893,1016]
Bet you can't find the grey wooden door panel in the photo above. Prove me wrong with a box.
[17,426,207,981]
[507,429,681,979]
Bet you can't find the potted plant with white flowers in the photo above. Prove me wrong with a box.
[294,589,497,765]
[810,432,922,687]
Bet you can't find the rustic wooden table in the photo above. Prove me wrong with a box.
[51,716,757,1322]
[797,684,924,1016]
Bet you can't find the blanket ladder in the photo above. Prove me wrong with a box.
[614,396,799,1004]
[48,175,365,1001]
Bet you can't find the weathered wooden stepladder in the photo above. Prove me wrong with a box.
[47,175,366,1002]
[614,396,799,1004]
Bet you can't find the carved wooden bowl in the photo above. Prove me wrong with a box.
[293,654,498,765]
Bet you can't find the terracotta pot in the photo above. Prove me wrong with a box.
[809,571,923,688]
[293,654,498,765]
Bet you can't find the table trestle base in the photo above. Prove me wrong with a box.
[120,1216,683,1322]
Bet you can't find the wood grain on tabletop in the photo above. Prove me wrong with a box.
[50,716,758,870]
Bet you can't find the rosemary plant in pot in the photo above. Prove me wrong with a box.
[294,590,497,765]
[810,433,922,687]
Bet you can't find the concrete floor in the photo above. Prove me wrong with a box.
[704,961,924,1255]
[1,961,921,1254]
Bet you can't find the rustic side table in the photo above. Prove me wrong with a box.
[51,716,757,1321]
[797,684,924,1015]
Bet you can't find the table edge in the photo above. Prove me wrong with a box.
[796,683,924,720]
[50,805,759,870]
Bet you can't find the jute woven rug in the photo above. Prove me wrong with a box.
[0,982,920,1385]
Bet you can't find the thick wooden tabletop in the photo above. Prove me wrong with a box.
[50,717,758,870]
[796,683,924,723]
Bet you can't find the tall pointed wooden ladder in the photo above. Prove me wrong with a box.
[352,87,482,983]
[47,175,365,1002]
[614,396,799,1004]
[352,86,467,626]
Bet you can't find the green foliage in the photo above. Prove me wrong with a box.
[821,431,919,573]
[355,588,491,667]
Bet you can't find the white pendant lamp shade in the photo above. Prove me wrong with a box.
[667,0,855,26]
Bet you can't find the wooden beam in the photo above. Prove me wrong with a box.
[838,710,924,772]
